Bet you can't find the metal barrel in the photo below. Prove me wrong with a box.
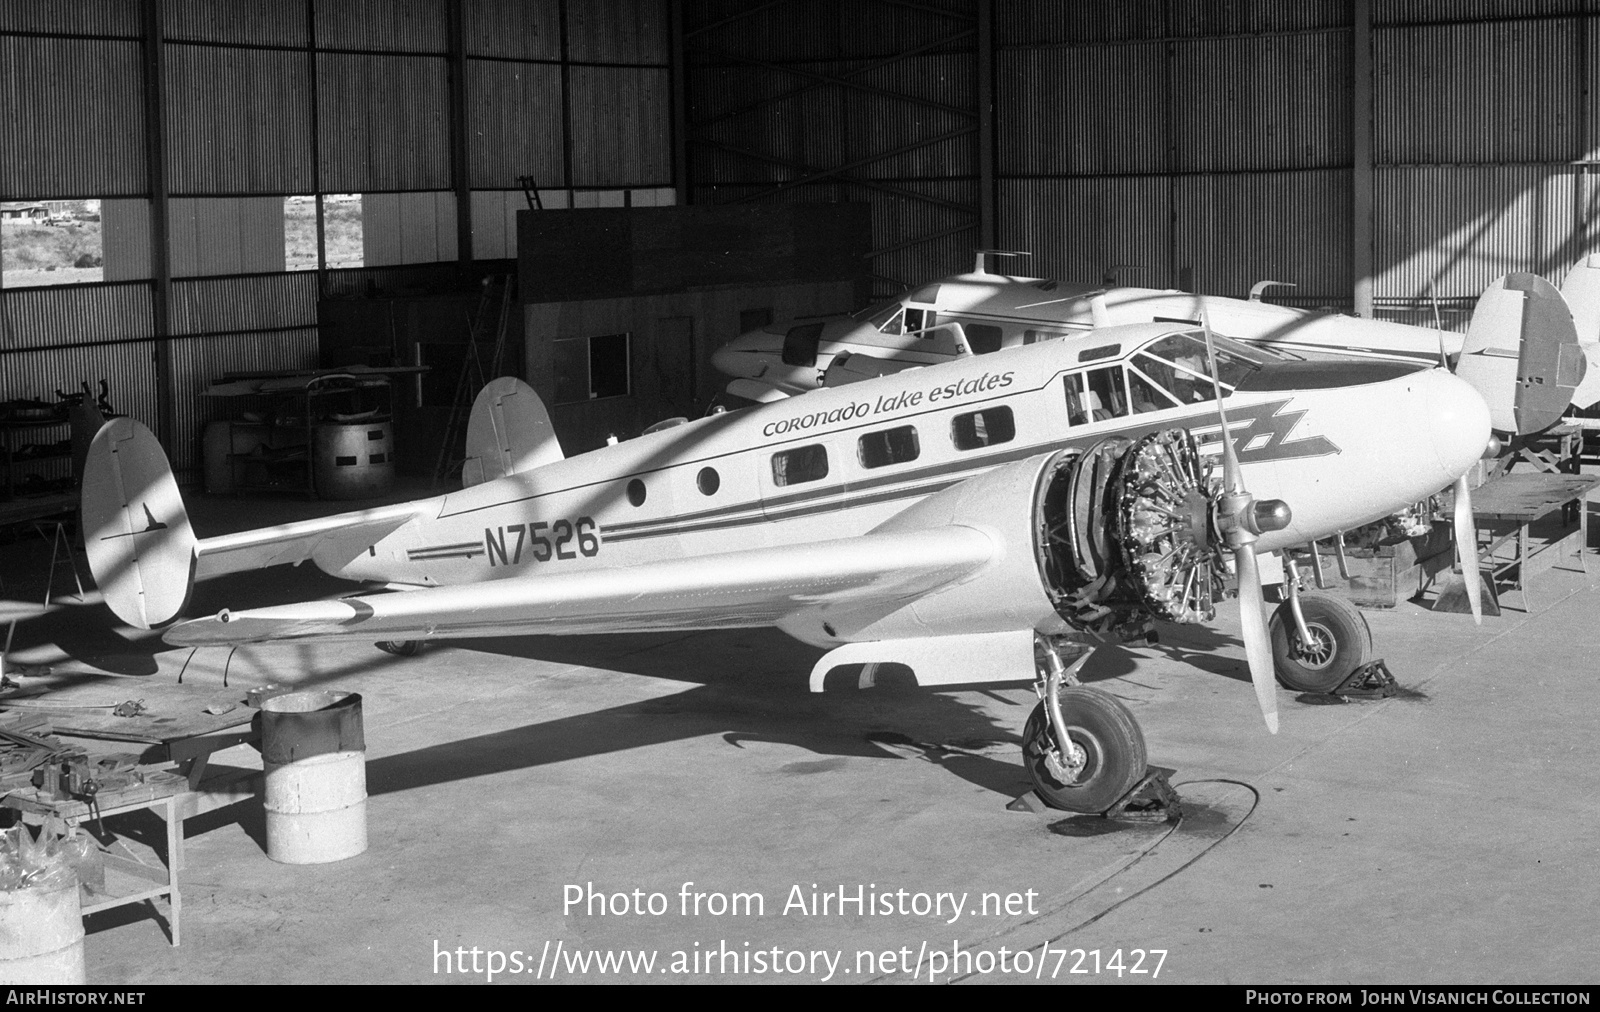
[260,691,368,865]
[312,421,394,500]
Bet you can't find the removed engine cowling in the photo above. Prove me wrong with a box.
[1035,429,1227,639]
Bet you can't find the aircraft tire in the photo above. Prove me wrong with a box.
[375,640,424,657]
[1022,687,1147,813]
[1268,593,1372,693]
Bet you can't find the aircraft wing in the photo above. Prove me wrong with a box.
[165,525,995,646]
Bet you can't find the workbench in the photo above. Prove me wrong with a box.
[0,689,263,947]
[1454,472,1598,612]
[4,771,188,946]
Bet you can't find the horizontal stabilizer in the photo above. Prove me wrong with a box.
[193,508,419,581]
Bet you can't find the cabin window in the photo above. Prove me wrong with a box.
[858,426,920,469]
[697,467,720,495]
[771,444,829,486]
[782,323,824,367]
[951,406,1015,450]
[626,478,647,506]
[553,333,632,405]
[904,307,936,333]
[1065,367,1128,423]
[966,324,1003,354]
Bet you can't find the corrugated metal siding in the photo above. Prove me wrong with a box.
[313,0,448,53]
[466,59,565,188]
[161,0,309,46]
[0,342,159,434]
[100,199,154,282]
[866,180,978,289]
[0,283,155,349]
[0,1,141,36]
[168,197,288,277]
[1171,32,1351,172]
[568,0,670,64]
[690,64,850,183]
[1375,19,1583,164]
[995,43,1166,176]
[462,0,561,60]
[1374,0,1588,26]
[164,44,314,195]
[1173,169,1353,298]
[997,0,1348,46]
[1374,165,1576,299]
[1167,0,1351,36]
[996,176,1173,286]
[0,37,147,199]
[995,0,1167,46]
[361,191,459,265]
[317,53,451,191]
[170,327,319,474]
[689,1,970,64]
[169,274,318,336]
[569,66,671,186]
[844,54,974,180]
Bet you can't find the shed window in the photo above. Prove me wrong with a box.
[951,406,1015,451]
[858,426,920,468]
[771,444,829,486]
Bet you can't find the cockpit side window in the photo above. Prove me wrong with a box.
[1141,332,1261,392]
[870,305,904,335]
[1127,364,1180,414]
[1085,366,1127,419]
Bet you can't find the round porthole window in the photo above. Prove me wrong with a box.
[626,478,647,506]
[697,467,720,496]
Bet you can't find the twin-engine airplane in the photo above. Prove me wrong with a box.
[82,320,1492,813]
[714,255,1584,438]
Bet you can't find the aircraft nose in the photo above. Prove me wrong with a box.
[711,336,764,379]
[1424,369,1493,482]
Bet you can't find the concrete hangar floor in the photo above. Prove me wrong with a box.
[3,482,1598,986]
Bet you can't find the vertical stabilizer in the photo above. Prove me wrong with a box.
[1559,257,1600,408]
[81,418,197,628]
[461,377,564,488]
[1456,273,1585,434]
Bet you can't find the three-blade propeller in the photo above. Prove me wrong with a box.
[1200,312,1290,734]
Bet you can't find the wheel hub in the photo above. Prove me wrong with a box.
[1289,622,1336,668]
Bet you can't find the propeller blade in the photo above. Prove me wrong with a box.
[1234,546,1279,734]
[1453,474,1482,625]
[1199,309,1244,494]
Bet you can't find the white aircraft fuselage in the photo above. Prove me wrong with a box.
[713,273,1465,396]
[315,325,1486,602]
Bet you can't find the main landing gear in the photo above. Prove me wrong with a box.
[1021,636,1161,815]
[1268,590,1372,694]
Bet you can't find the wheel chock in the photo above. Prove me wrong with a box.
[1103,765,1181,823]
[1329,658,1398,700]
[1006,765,1182,821]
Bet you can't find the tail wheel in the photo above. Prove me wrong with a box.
[1268,592,1372,693]
[1022,686,1147,813]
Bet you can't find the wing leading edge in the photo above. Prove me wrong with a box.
[165,525,997,646]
